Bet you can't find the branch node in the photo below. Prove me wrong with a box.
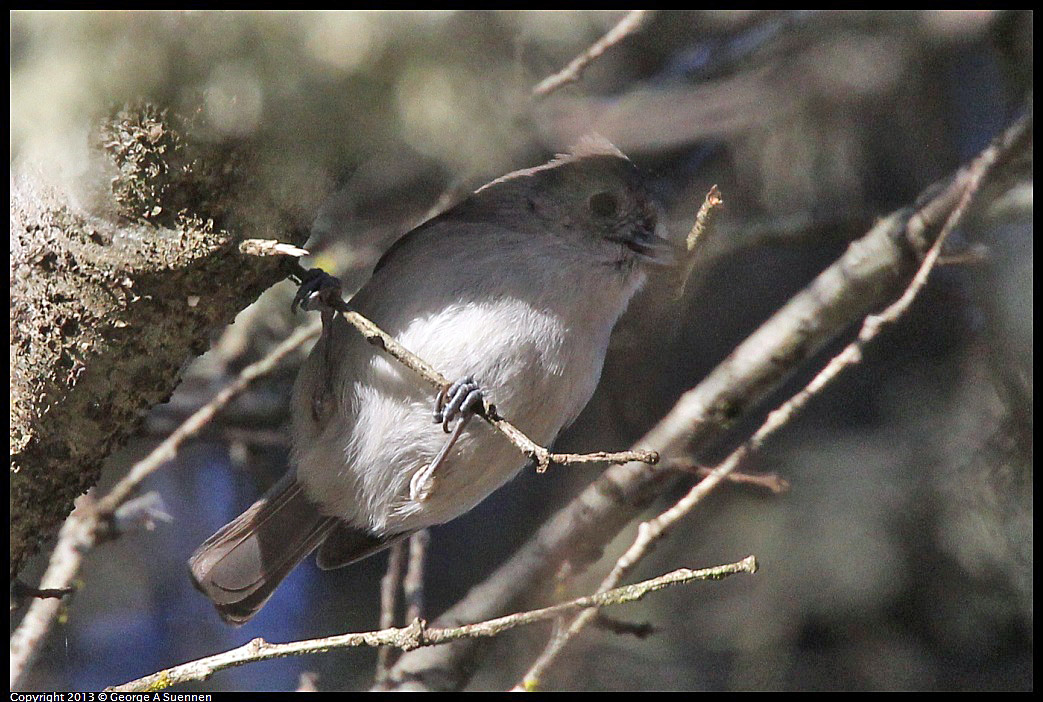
[402,617,429,651]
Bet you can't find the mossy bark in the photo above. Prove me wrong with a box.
[10,105,328,577]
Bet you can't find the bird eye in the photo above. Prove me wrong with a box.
[588,191,619,218]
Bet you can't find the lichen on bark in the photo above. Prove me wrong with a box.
[10,104,327,577]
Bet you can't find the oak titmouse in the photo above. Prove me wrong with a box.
[190,137,669,624]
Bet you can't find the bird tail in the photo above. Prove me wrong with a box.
[188,473,336,625]
[316,522,414,570]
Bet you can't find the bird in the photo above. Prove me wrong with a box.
[189,136,670,624]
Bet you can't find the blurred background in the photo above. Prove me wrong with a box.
[10,10,1032,691]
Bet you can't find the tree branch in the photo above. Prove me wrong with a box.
[10,104,328,578]
[533,11,651,98]
[381,109,1032,691]
[374,540,407,687]
[9,320,321,690]
[517,105,1024,685]
[107,558,756,692]
[293,262,661,474]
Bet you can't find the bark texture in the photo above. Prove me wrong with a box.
[10,105,326,577]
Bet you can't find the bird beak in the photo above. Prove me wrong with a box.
[607,222,678,266]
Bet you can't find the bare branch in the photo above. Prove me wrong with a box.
[678,185,724,297]
[292,263,660,474]
[374,540,407,687]
[107,559,756,692]
[532,11,651,98]
[687,185,724,255]
[349,302,659,471]
[374,530,432,689]
[670,460,790,494]
[404,530,431,624]
[383,109,1032,691]
[9,320,321,690]
[517,108,1020,683]
[10,105,325,578]
[97,320,321,514]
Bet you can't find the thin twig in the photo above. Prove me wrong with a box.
[374,531,430,690]
[374,540,407,687]
[687,185,723,254]
[678,185,723,298]
[533,11,651,98]
[383,109,1032,692]
[670,460,790,494]
[404,530,431,625]
[293,263,659,474]
[515,107,1028,690]
[347,301,660,472]
[107,558,756,692]
[9,320,321,691]
[97,320,321,514]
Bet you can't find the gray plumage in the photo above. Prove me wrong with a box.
[189,137,668,624]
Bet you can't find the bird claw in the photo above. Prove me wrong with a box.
[433,375,483,433]
[292,268,343,314]
[414,376,484,502]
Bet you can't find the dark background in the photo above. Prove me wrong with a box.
[11,10,1032,691]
